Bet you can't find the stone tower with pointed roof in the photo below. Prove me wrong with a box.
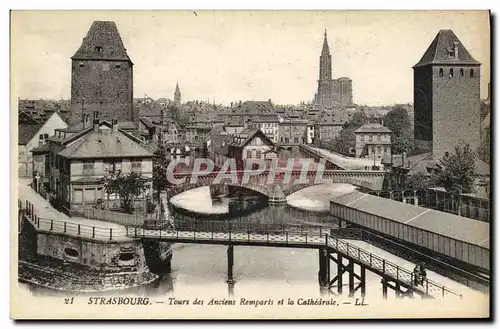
[174,82,181,105]
[413,29,481,159]
[70,21,136,127]
[314,30,353,109]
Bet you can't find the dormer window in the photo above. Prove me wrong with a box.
[95,46,103,53]
[447,47,455,58]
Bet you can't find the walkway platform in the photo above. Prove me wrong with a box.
[128,227,463,299]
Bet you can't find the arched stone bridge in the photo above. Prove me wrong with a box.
[165,170,387,204]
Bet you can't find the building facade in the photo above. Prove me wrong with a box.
[70,21,136,127]
[354,123,392,159]
[314,31,354,109]
[45,118,153,215]
[413,29,481,160]
[19,112,68,177]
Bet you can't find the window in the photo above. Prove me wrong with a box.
[131,161,142,173]
[470,69,474,77]
[449,68,454,77]
[369,135,373,142]
[361,135,364,141]
[384,146,389,153]
[294,137,299,143]
[95,46,103,53]
[79,62,85,68]
[439,68,443,77]
[377,134,381,141]
[116,64,121,69]
[377,146,382,153]
[460,68,464,77]
[83,161,95,174]
[445,151,449,157]
[102,62,110,71]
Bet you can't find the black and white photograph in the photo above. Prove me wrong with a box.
[10,10,491,319]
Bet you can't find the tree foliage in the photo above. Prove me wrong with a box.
[153,144,171,199]
[406,172,436,190]
[333,111,368,155]
[480,100,490,121]
[435,144,477,194]
[383,106,413,154]
[477,128,490,164]
[102,171,150,214]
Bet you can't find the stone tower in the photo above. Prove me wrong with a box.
[70,21,136,127]
[174,81,181,105]
[413,29,481,159]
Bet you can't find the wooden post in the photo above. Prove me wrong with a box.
[395,282,401,299]
[382,277,388,299]
[337,255,343,294]
[348,260,355,297]
[318,249,326,287]
[360,266,366,297]
[227,245,235,284]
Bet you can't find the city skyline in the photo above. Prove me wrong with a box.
[11,10,490,106]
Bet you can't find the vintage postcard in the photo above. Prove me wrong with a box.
[10,10,491,319]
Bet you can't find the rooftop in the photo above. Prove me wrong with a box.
[331,191,489,249]
[58,127,152,159]
[18,124,42,145]
[414,29,480,68]
[72,21,132,62]
[355,123,392,134]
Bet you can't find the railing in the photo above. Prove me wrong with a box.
[370,189,490,222]
[20,200,125,241]
[83,208,155,227]
[127,226,462,299]
[329,226,489,293]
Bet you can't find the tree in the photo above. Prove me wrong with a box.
[435,144,477,194]
[477,128,490,164]
[102,171,150,214]
[333,111,367,155]
[384,106,414,154]
[153,144,171,200]
[406,172,436,190]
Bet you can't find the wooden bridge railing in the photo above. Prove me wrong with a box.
[127,226,463,299]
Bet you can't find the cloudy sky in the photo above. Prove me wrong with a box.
[11,10,490,106]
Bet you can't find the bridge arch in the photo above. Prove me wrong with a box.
[282,173,387,197]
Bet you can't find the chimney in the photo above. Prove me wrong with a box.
[93,111,99,132]
[112,119,119,132]
[453,42,459,59]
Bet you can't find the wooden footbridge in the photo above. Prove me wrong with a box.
[127,225,463,300]
[19,199,462,300]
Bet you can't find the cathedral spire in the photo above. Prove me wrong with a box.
[321,29,330,56]
[174,81,181,105]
